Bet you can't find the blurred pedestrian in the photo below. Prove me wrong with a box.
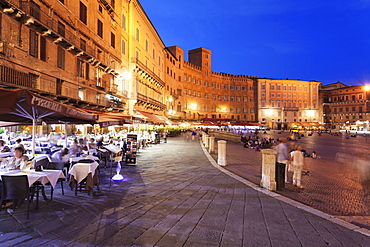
[163,131,167,143]
[191,130,196,141]
[276,138,289,183]
[291,144,305,188]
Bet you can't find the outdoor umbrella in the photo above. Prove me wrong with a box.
[0,88,99,155]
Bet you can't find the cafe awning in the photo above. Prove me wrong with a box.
[0,88,98,124]
[0,88,99,155]
[136,110,172,125]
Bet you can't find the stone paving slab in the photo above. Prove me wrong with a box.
[211,132,370,229]
[0,135,369,246]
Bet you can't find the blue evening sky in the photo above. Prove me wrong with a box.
[138,0,370,85]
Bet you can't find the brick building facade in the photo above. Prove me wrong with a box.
[322,83,370,131]
[0,0,323,129]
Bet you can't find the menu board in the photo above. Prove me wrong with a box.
[126,134,137,164]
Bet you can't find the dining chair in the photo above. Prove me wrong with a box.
[0,175,40,219]
[44,162,65,200]
[34,156,50,169]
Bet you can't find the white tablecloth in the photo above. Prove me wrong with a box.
[68,162,99,184]
[0,169,65,188]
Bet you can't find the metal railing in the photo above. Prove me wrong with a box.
[0,65,37,88]
[20,2,97,58]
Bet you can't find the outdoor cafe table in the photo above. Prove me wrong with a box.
[0,169,65,201]
[68,161,100,196]
[69,156,100,164]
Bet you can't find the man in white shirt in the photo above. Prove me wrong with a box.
[276,138,289,183]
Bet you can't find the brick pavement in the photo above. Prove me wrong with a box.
[0,135,369,246]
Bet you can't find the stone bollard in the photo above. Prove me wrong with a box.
[202,132,206,144]
[217,140,227,166]
[204,134,209,148]
[208,136,215,154]
[260,149,277,191]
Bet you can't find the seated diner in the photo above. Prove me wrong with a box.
[0,146,29,170]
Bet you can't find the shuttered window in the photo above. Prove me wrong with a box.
[57,47,65,69]
[111,32,115,48]
[40,36,46,61]
[79,2,87,24]
[97,19,103,37]
[29,30,38,58]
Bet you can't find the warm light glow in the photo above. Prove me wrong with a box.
[168,109,176,115]
[307,110,315,117]
[168,96,173,102]
[265,109,273,116]
[122,71,132,80]
[190,103,197,110]
[222,107,227,112]
[364,85,370,91]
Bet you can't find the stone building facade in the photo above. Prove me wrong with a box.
[322,83,370,131]
[257,78,321,130]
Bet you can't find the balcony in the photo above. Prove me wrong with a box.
[99,0,115,15]
[283,107,299,111]
[132,58,165,88]
[0,65,37,88]
[0,0,20,8]
[137,93,166,110]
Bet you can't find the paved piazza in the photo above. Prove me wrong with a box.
[220,130,370,229]
[1,135,370,246]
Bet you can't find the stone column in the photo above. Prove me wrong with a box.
[217,140,227,166]
[208,136,215,154]
[260,149,277,191]
[204,134,209,148]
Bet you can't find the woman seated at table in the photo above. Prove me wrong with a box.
[0,146,28,170]
[69,139,82,157]
[0,140,10,153]
[78,138,88,152]
[51,148,70,164]
[87,138,98,155]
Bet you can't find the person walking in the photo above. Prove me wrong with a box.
[276,138,289,183]
[162,131,167,143]
[191,130,196,141]
[291,144,305,188]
